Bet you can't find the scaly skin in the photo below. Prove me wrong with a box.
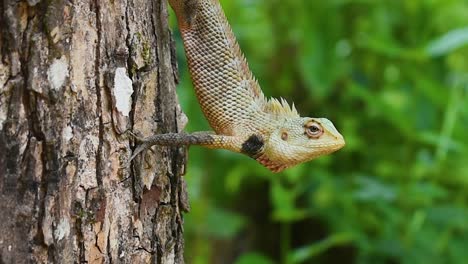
[129,0,345,172]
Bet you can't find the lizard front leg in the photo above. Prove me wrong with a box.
[127,132,245,165]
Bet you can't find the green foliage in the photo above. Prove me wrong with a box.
[171,0,468,263]
[288,232,355,264]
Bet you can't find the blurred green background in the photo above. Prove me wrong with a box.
[170,0,468,263]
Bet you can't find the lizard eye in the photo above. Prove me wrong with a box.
[305,121,323,139]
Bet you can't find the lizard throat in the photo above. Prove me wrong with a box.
[255,153,288,173]
[241,134,288,172]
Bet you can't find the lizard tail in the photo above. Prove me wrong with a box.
[168,0,198,28]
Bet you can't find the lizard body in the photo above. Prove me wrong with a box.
[129,0,345,172]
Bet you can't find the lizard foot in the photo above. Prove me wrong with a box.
[122,131,156,168]
[126,130,145,142]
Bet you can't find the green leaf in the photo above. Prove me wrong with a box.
[426,27,468,57]
[270,180,308,222]
[204,207,246,239]
[427,205,468,228]
[288,233,355,264]
[353,176,397,202]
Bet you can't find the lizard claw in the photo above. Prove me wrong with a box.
[126,130,145,141]
[122,131,153,168]
[121,141,150,168]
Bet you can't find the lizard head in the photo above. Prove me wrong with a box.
[254,117,345,172]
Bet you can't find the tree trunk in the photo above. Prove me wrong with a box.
[0,0,189,263]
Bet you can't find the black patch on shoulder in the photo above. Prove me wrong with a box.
[241,134,264,158]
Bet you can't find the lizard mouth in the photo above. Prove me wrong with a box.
[255,138,345,173]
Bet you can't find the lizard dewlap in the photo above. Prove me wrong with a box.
[129,0,345,172]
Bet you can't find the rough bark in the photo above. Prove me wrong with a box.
[0,0,189,263]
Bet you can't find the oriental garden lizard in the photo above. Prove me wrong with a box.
[128,0,345,172]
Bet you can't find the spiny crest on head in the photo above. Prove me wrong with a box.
[263,97,299,118]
